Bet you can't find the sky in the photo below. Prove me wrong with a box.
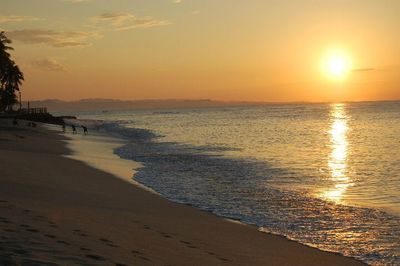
[1,0,399,102]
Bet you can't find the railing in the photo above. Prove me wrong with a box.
[20,107,48,114]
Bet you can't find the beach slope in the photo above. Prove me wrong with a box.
[0,121,363,265]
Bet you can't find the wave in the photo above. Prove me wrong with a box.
[70,119,157,142]
[81,119,400,265]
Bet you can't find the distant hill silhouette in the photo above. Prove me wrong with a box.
[24,99,270,113]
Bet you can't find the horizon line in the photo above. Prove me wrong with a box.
[24,98,400,105]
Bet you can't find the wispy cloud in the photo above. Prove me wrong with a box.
[30,58,67,71]
[62,0,92,2]
[0,16,42,24]
[173,0,182,3]
[352,68,375,72]
[7,29,100,48]
[92,12,170,31]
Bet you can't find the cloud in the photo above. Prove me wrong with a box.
[0,16,42,24]
[173,0,182,3]
[30,58,67,71]
[6,29,100,48]
[92,12,170,31]
[352,68,375,72]
[62,0,92,2]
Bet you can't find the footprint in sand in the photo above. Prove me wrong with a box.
[29,240,47,247]
[12,249,29,256]
[57,240,71,246]
[158,231,173,238]
[48,221,57,228]
[21,259,58,265]
[177,240,199,249]
[143,225,152,230]
[33,215,45,222]
[205,250,230,262]
[141,256,151,261]
[0,219,11,224]
[73,229,88,237]
[131,250,144,255]
[85,254,106,261]
[99,238,119,248]
[131,250,152,262]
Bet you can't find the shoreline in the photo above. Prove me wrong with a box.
[0,119,364,265]
[61,129,156,194]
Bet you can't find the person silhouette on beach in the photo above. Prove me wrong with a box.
[71,125,76,134]
[81,125,88,135]
[62,123,66,133]
[13,117,18,126]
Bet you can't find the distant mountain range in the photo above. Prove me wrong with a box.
[23,98,398,114]
[23,99,270,113]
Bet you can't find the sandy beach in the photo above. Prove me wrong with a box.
[0,119,363,265]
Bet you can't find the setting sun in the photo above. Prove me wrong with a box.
[321,49,352,81]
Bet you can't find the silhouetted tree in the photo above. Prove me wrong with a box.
[0,32,12,61]
[0,31,24,112]
[0,32,13,84]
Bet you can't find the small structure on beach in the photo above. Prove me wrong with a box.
[20,107,48,115]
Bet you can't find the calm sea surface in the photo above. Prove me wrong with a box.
[75,101,400,265]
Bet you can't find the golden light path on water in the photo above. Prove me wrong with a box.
[322,103,353,202]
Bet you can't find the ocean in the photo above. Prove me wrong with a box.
[69,101,400,265]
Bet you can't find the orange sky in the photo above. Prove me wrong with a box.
[1,0,399,102]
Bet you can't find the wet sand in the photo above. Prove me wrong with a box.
[0,119,364,265]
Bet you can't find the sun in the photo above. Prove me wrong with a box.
[321,49,352,81]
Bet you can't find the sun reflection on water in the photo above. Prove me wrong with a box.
[322,103,353,202]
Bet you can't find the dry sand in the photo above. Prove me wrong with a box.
[0,119,364,265]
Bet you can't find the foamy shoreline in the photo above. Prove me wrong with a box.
[0,119,363,265]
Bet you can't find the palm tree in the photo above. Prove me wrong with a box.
[0,31,23,112]
[0,32,12,56]
[1,60,24,111]
[0,32,13,78]
[1,60,24,90]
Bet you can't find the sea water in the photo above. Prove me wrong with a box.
[71,101,400,265]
